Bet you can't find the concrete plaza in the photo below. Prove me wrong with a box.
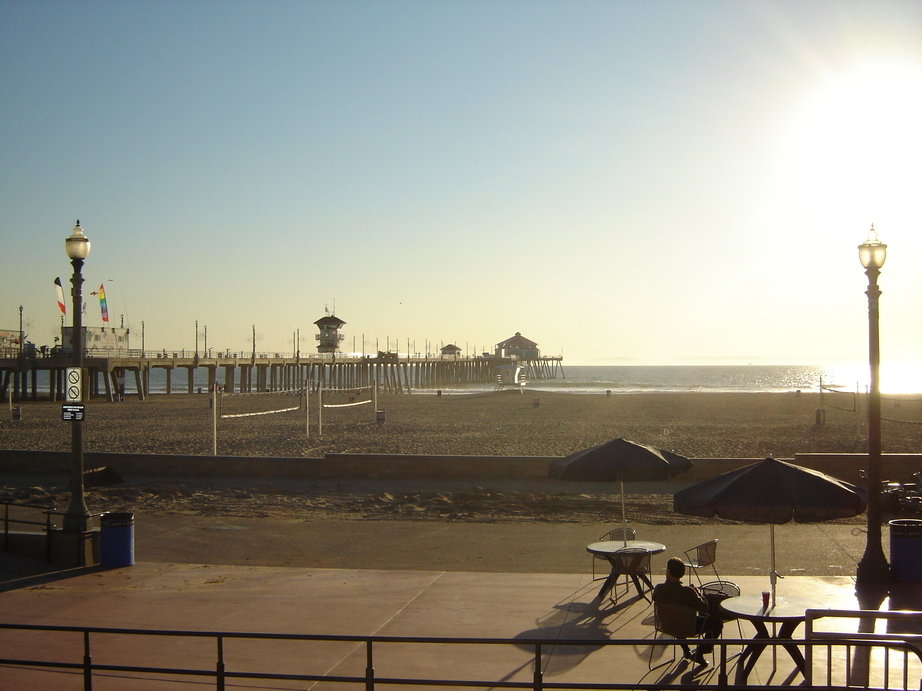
[2,517,919,689]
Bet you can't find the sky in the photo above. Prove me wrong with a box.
[2,0,922,368]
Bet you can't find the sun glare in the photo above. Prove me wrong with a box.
[784,58,922,225]
[821,361,922,396]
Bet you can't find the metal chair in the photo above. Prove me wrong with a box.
[681,539,719,585]
[591,527,636,580]
[648,601,708,669]
[699,580,745,646]
[604,547,652,604]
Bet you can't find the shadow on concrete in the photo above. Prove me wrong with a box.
[888,582,922,634]
[0,551,99,592]
[509,582,652,680]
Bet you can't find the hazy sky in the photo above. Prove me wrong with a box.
[2,0,921,366]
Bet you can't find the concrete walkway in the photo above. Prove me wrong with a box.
[3,517,919,689]
[133,515,871,576]
[1,560,913,690]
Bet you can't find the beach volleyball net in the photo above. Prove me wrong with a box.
[212,385,308,455]
[819,379,858,413]
[818,378,922,428]
[317,382,378,436]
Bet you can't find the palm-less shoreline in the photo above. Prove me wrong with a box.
[3,390,914,526]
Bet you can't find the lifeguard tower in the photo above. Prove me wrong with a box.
[314,313,345,353]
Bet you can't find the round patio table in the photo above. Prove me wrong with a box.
[720,594,813,683]
[586,540,665,601]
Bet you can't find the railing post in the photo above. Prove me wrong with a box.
[717,641,728,690]
[532,642,542,690]
[365,639,374,690]
[216,635,225,691]
[83,630,92,691]
[45,509,53,563]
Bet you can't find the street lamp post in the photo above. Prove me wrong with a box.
[64,220,91,533]
[856,225,891,584]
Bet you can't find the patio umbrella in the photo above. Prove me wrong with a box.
[549,437,692,544]
[673,457,866,603]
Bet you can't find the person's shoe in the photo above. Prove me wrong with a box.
[692,651,710,666]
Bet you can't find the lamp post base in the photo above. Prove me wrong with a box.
[48,526,99,568]
[856,553,891,584]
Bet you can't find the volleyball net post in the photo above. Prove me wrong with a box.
[316,380,377,437]
[305,379,310,439]
[212,383,218,456]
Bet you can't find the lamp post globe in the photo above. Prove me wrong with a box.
[856,224,891,584]
[64,220,91,533]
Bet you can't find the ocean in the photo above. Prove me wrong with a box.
[135,363,879,395]
[20,362,917,396]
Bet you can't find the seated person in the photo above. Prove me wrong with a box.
[652,557,723,663]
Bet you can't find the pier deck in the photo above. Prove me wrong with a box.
[0,353,563,401]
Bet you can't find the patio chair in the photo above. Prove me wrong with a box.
[591,527,637,580]
[699,579,745,648]
[681,539,719,585]
[648,601,709,669]
[605,547,652,605]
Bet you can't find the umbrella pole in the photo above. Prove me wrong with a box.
[770,523,776,605]
[620,476,627,547]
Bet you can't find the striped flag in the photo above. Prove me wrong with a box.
[54,277,66,315]
[97,283,109,323]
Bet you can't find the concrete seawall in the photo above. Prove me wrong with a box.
[1,449,919,483]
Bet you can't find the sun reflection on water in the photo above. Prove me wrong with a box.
[819,362,922,396]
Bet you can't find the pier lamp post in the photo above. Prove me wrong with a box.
[64,220,91,533]
[856,225,891,584]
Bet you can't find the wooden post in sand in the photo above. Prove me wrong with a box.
[304,379,310,439]
[317,386,323,437]
[212,384,218,456]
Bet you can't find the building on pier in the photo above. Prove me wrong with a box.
[59,326,130,356]
[495,332,540,360]
[314,314,345,353]
[440,344,462,358]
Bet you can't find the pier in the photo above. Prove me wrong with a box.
[0,352,564,402]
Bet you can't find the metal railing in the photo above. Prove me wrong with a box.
[805,608,922,689]
[1,501,56,562]
[1,623,920,690]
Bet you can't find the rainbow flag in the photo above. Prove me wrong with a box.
[97,283,109,323]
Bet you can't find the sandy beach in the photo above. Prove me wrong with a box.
[5,389,920,459]
[2,390,916,526]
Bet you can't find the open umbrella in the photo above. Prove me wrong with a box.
[673,457,866,603]
[550,437,692,543]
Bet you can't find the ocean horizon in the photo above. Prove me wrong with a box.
[136,363,915,396]
[16,363,921,397]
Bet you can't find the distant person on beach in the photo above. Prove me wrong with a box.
[652,556,723,664]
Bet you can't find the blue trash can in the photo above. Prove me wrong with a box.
[890,519,922,582]
[100,512,135,568]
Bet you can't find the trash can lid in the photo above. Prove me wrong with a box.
[102,511,134,522]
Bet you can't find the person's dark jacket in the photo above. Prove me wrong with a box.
[652,580,708,614]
